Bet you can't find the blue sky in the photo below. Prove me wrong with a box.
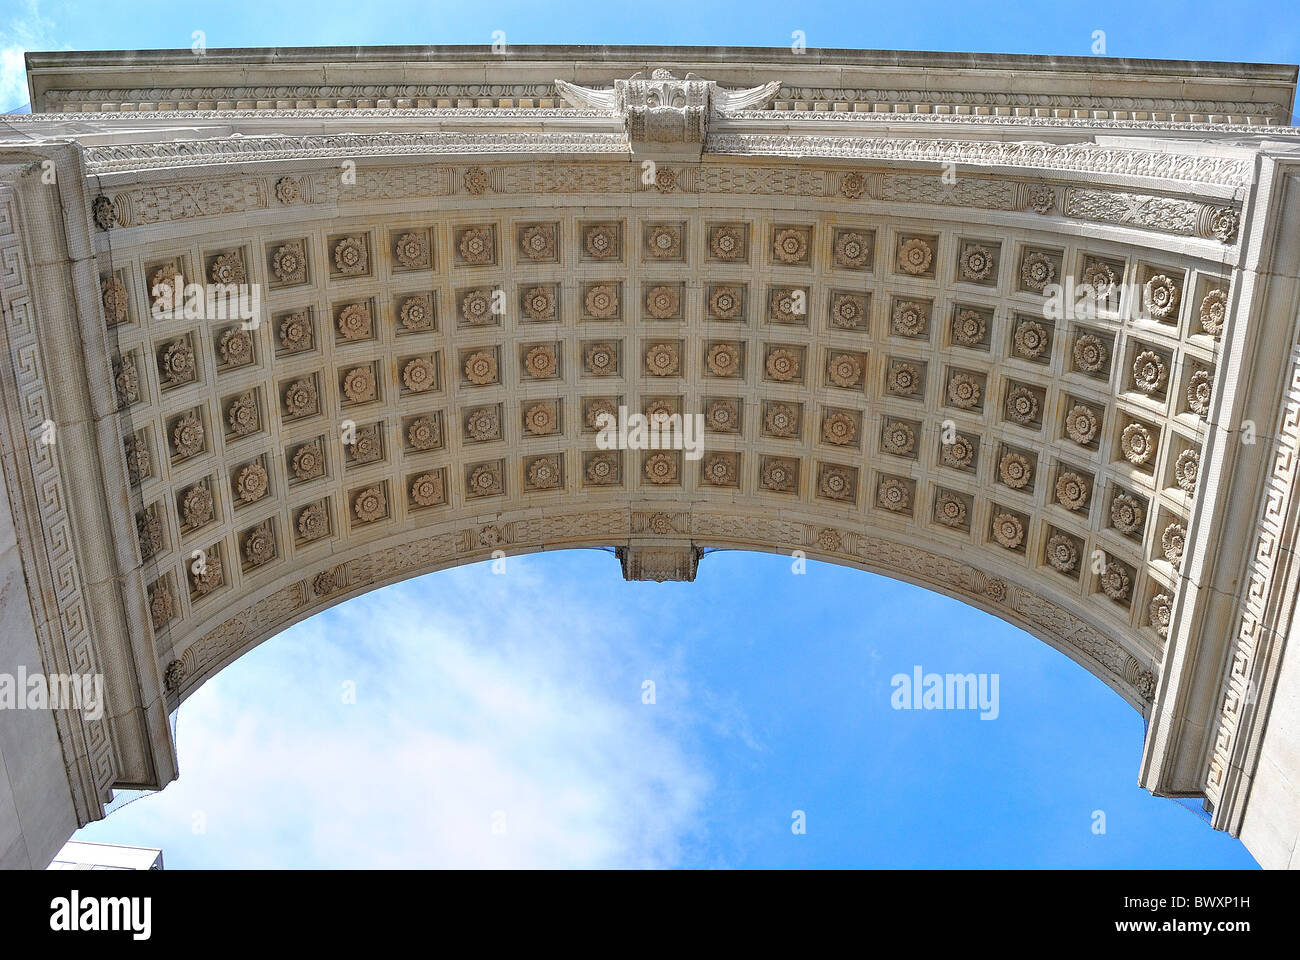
[8,0,1287,866]
[73,549,1257,868]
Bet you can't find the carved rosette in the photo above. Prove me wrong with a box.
[959,244,994,281]
[352,486,387,523]
[952,310,986,346]
[337,302,372,341]
[830,293,866,329]
[283,377,318,418]
[877,477,910,513]
[1046,534,1078,573]
[226,392,259,436]
[402,357,437,392]
[219,327,253,367]
[1055,472,1090,511]
[1101,563,1131,602]
[892,300,928,338]
[527,456,561,490]
[181,483,214,529]
[1132,351,1167,394]
[646,285,680,319]
[585,453,619,486]
[834,231,870,268]
[709,225,745,261]
[584,284,619,319]
[1065,405,1099,445]
[297,502,328,541]
[764,403,798,438]
[394,231,430,268]
[1013,320,1048,359]
[467,464,504,497]
[702,454,737,487]
[524,345,558,379]
[465,408,500,443]
[1188,370,1212,416]
[410,472,445,507]
[150,584,175,631]
[1073,334,1107,372]
[1143,275,1179,318]
[1006,387,1039,424]
[992,514,1025,550]
[706,343,741,378]
[882,420,915,456]
[936,494,967,528]
[190,553,223,596]
[645,342,680,377]
[819,466,854,502]
[1149,593,1174,638]
[342,366,377,403]
[1120,423,1155,466]
[235,464,269,503]
[463,167,489,195]
[1111,493,1144,534]
[644,452,678,485]
[947,372,981,409]
[822,411,856,446]
[333,235,368,275]
[897,238,932,275]
[705,399,739,433]
[242,523,276,567]
[1199,289,1227,336]
[210,251,246,286]
[941,435,975,470]
[171,413,204,458]
[760,458,797,493]
[1020,252,1055,292]
[520,225,556,262]
[160,337,196,386]
[292,442,324,481]
[407,416,441,451]
[101,276,128,325]
[271,239,306,283]
[766,348,799,383]
[1174,449,1200,492]
[278,311,312,352]
[999,452,1032,489]
[274,176,300,204]
[828,353,862,388]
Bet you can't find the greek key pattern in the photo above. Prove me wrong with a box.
[1205,342,1300,807]
[0,188,115,800]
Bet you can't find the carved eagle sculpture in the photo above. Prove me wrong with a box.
[555,68,781,145]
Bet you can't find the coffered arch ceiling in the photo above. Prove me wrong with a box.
[86,158,1236,716]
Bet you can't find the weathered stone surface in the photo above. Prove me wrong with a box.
[1,44,1298,868]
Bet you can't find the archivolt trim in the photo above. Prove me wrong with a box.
[161,508,1159,715]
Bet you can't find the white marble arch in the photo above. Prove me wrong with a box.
[1,45,1299,869]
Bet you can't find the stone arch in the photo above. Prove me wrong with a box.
[1,45,1298,867]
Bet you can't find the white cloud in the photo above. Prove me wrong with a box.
[0,1,58,112]
[76,556,720,868]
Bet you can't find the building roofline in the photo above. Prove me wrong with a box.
[23,44,1300,80]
